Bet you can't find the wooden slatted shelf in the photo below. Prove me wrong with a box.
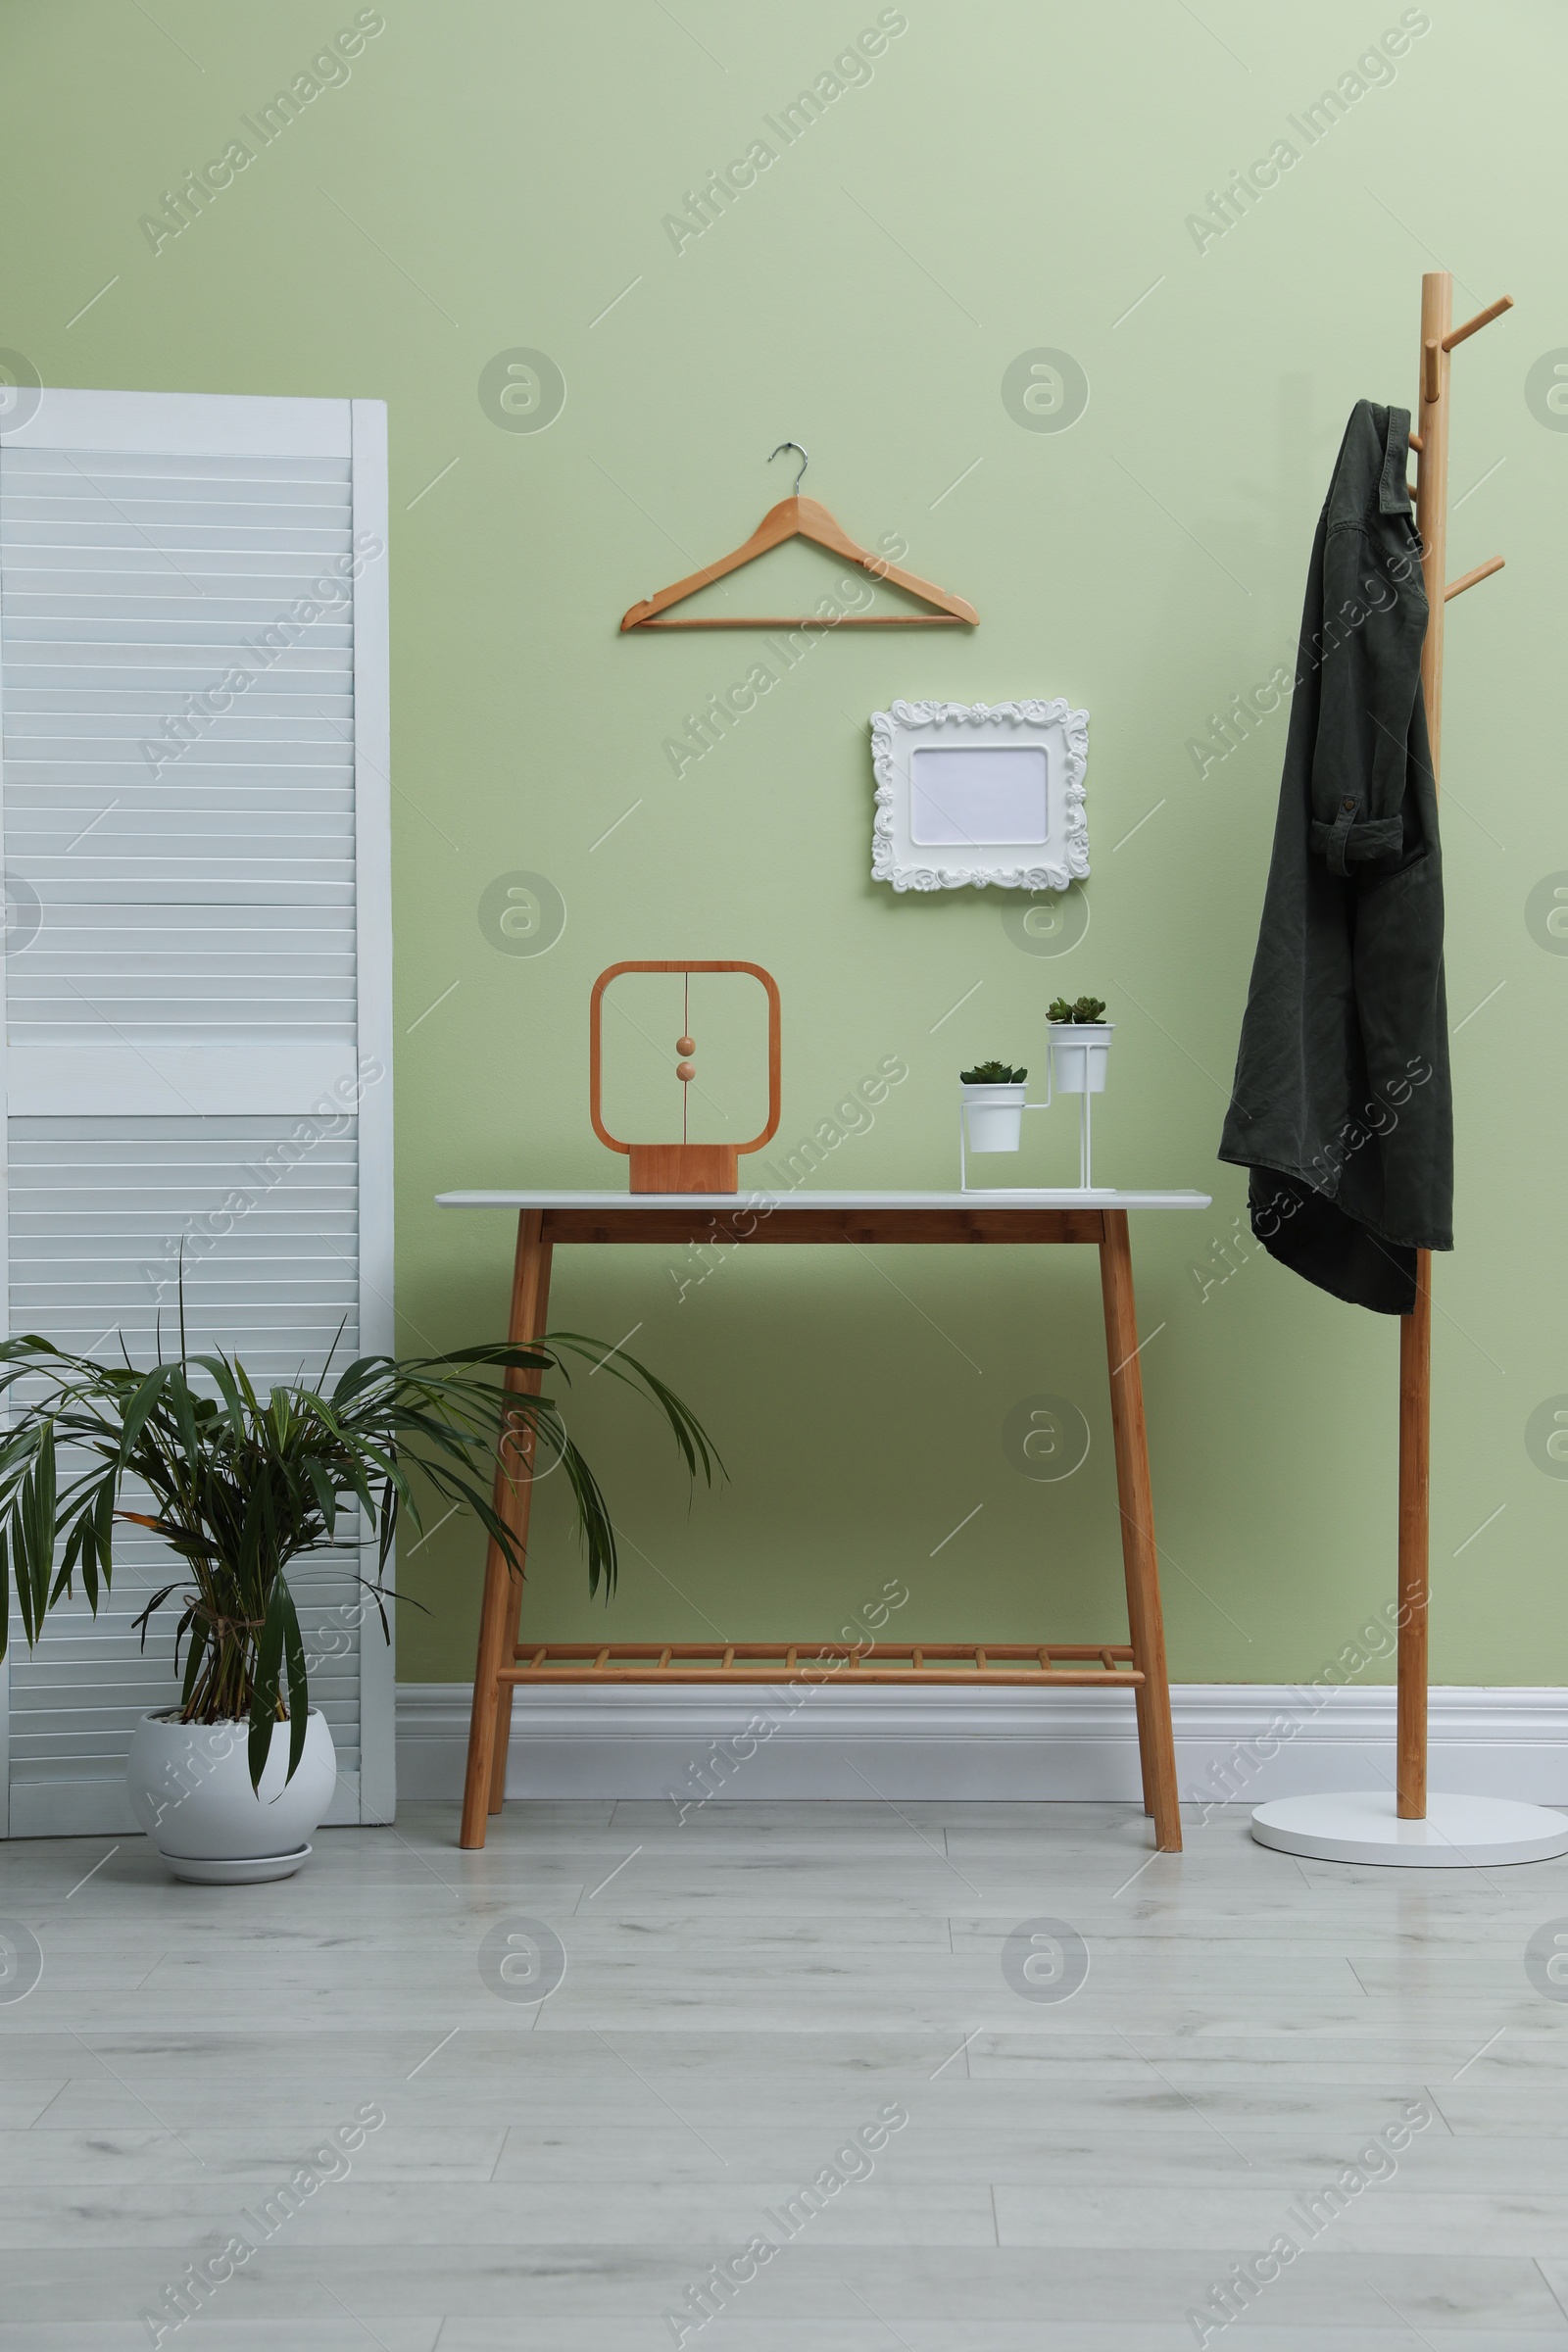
[501,1642,1140,1687]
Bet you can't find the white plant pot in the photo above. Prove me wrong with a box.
[127,1709,336,1885]
[1049,1022,1113,1095]
[961,1081,1027,1152]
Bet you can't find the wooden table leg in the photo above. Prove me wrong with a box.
[1098,1209,1182,1852]
[489,1234,555,1815]
[459,1210,554,1848]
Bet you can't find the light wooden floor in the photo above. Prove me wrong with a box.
[2,1797,1568,2347]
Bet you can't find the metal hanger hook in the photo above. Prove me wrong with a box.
[768,440,808,495]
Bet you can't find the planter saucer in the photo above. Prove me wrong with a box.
[160,1844,313,1886]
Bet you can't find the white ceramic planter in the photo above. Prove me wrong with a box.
[127,1709,336,1884]
[960,1081,1027,1152]
[1049,1021,1113,1095]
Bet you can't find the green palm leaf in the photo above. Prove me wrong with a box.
[0,1302,722,1790]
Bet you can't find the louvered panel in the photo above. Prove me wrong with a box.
[4,756,354,776]
[0,449,352,486]
[1,540,353,574]
[1,564,355,597]
[6,645,351,675]
[1,446,352,474]
[1,446,356,1051]
[3,763,354,787]
[9,786,353,809]
[7,1546,365,1772]
[7,694,354,720]
[5,1117,367,1823]
[0,394,391,1839]
[6,904,357,1037]
[1,605,356,631]
[2,515,356,546]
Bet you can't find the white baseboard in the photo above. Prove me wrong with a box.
[394,1683,1568,1808]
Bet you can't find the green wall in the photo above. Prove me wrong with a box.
[4,0,1563,1687]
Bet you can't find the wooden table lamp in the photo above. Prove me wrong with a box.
[589,959,782,1193]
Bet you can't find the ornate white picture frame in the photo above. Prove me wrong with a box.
[870,699,1090,893]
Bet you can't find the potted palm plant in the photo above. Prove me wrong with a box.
[0,1315,718,1882]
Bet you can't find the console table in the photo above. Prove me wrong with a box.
[437,1189,1210,1852]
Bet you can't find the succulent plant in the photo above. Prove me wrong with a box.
[1047,996,1107,1025]
[959,1060,1027,1084]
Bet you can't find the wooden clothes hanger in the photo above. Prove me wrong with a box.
[619,442,979,630]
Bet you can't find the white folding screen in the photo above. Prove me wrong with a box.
[0,389,392,1837]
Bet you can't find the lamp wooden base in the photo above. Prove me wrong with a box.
[629,1144,738,1194]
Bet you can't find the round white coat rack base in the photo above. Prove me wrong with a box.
[1250,1790,1568,1869]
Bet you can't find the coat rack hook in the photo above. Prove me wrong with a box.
[1444,554,1505,602]
[769,440,808,495]
[1422,339,1441,405]
[1442,294,1514,352]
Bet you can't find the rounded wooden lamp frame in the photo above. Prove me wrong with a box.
[589,959,781,1194]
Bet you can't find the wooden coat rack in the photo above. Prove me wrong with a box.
[1398,271,1510,1819]
[1253,272,1568,1864]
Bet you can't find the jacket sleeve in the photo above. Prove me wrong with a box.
[1306,517,1427,874]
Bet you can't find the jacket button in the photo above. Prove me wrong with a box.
[1342,798,1355,811]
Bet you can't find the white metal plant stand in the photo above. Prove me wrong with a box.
[958,1089,1109,1195]
[958,1022,1114,1195]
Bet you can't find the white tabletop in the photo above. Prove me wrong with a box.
[437,1189,1212,1211]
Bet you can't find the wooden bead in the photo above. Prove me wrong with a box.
[676,1035,695,1055]
[676,1059,696,1082]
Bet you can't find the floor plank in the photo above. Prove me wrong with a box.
[1,1799,1567,2339]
